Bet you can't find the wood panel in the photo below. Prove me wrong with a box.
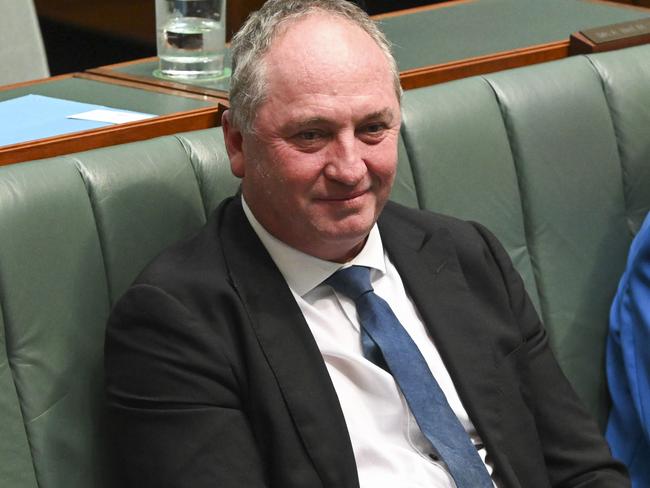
[227,0,266,39]
[34,0,155,44]
[603,0,650,7]
[34,0,266,43]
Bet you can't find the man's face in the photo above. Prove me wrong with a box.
[224,14,401,262]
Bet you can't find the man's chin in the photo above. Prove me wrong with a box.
[315,213,375,238]
[312,221,375,258]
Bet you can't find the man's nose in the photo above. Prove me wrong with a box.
[323,134,367,185]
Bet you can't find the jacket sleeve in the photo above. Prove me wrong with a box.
[606,214,650,475]
[472,222,630,488]
[104,283,269,488]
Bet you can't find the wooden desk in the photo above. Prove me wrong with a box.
[0,74,226,166]
[87,0,650,95]
[377,0,650,88]
[88,57,231,99]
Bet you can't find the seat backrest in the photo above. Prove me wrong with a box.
[0,128,237,488]
[400,43,650,427]
[0,0,49,84]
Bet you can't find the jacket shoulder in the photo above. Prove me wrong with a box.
[381,201,490,247]
[127,197,237,300]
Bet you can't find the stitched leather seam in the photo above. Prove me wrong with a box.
[479,74,548,330]
[71,157,114,306]
[584,54,632,236]
[0,223,41,488]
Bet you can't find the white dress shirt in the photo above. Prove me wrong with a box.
[242,198,495,488]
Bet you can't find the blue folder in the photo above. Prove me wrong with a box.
[0,94,153,146]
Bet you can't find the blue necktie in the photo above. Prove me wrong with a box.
[326,265,493,488]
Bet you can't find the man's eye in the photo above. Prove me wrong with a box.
[358,123,388,143]
[365,123,386,133]
[298,131,321,141]
[290,130,328,151]
[360,123,388,137]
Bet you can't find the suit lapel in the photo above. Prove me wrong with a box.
[378,206,505,471]
[219,199,359,488]
[216,198,519,486]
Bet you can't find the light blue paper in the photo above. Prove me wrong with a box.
[0,94,154,146]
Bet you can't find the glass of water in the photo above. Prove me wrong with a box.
[155,0,226,79]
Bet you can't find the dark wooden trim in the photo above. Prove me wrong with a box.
[0,73,75,92]
[582,0,650,12]
[399,40,569,89]
[568,13,650,54]
[569,29,650,53]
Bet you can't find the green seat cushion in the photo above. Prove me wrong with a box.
[587,44,650,235]
[71,137,208,303]
[0,159,110,488]
[400,76,541,313]
[484,56,631,425]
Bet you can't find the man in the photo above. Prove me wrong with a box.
[105,1,628,487]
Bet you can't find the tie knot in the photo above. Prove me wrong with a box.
[325,265,373,300]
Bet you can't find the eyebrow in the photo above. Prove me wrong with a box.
[288,108,397,131]
[290,117,332,130]
[360,108,397,123]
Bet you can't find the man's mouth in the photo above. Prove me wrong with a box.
[319,189,369,202]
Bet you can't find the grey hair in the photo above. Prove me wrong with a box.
[228,0,402,133]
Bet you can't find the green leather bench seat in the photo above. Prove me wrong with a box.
[2,43,650,488]
[401,44,650,427]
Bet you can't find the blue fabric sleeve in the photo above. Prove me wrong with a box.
[607,213,650,486]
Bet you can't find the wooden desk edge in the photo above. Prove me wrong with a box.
[0,73,76,92]
[399,40,569,89]
[0,104,226,167]
[75,71,229,101]
[583,0,650,12]
[85,65,230,99]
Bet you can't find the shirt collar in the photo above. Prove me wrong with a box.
[242,196,386,296]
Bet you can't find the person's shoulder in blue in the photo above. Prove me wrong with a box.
[607,213,650,488]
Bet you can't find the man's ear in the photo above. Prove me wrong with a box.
[222,110,245,178]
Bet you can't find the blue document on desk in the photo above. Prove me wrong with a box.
[0,94,155,146]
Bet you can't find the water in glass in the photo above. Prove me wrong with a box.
[157,0,226,79]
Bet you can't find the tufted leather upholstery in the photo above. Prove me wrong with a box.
[1,44,649,487]
[400,45,650,428]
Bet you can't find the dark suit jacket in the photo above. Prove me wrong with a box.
[105,198,628,488]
